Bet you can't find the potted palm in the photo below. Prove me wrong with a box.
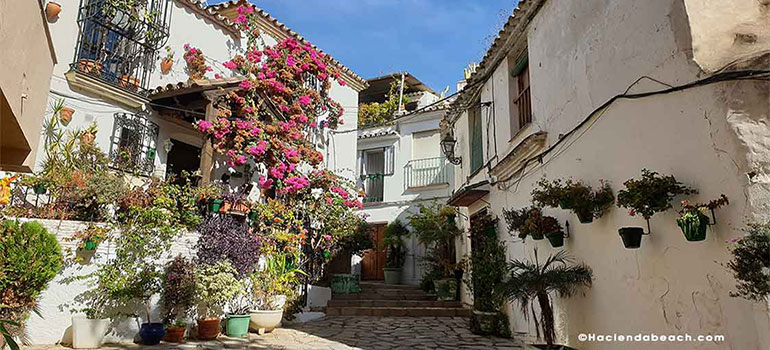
[160,256,196,343]
[408,203,463,301]
[616,169,696,249]
[505,249,593,350]
[676,195,728,242]
[466,214,511,337]
[194,261,242,340]
[532,178,614,224]
[249,254,304,334]
[383,220,410,285]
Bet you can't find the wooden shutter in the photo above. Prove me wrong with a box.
[384,145,395,175]
[470,107,483,172]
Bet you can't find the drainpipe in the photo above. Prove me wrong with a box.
[397,73,405,114]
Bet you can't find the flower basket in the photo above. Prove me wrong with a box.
[618,227,644,249]
[677,211,709,242]
[546,230,564,248]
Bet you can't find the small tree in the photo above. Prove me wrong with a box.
[617,169,696,220]
[383,220,410,269]
[505,250,593,349]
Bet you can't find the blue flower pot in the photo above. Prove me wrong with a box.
[140,323,165,345]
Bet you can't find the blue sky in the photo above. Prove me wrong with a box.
[209,0,517,93]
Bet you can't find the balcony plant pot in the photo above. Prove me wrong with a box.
[225,314,250,338]
[383,267,402,285]
[471,310,497,336]
[434,278,457,301]
[196,318,220,340]
[618,227,644,249]
[160,58,173,75]
[33,184,47,194]
[45,1,62,20]
[249,310,282,334]
[119,75,140,91]
[545,230,564,248]
[677,212,709,242]
[71,316,110,349]
[59,106,75,126]
[576,210,593,224]
[163,325,185,343]
[139,323,165,345]
[77,59,103,76]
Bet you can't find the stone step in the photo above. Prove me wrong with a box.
[328,299,462,308]
[332,292,436,301]
[358,282,422,291]
[325,306,471,317]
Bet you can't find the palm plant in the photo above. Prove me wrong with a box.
[505,250,593,349]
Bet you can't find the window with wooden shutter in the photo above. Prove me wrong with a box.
[469,104,484,173]
[510,55,531,137]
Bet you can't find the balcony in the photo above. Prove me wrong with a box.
[67,0,171,102]
[360,174,384,203]
[404,156,450,189]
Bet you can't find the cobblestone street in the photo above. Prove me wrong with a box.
[25,316,525,350]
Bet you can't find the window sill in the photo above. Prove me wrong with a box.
[65,69,149,109]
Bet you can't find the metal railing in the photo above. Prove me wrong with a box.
[404,156,450,189]
[360,174,384,203]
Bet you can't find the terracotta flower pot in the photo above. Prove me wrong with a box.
[196,318,220,340]
[164,326,185,343]
[119,75,140,91]
[60,107,74,126]
[160,58,173,75]
[77,59,103,75]
[46,1,62,21]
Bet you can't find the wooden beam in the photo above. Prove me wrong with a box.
[199,101,216,185]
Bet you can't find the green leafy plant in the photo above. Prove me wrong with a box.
[195,261,243,319]
[336,220,375,256]
[531,178,614,221]
[408,203,462,280]
[383,220,410,268]
[505,250,593,349]
[727,224,770,302]
[616,169,696,220]
[358,80,407,127]
[251,254,307,310]
[161,256,196,325]
[0,306,20,350]
[503,206,538,239]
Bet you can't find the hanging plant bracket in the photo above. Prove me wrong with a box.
[564,220,570,238]
[706,208,718,226]
[642,218,652,235]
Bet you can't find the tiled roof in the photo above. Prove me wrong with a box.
[358,125,398,140]
[176,0,240,37]
[148,77,244,99]
[208,0,368,92]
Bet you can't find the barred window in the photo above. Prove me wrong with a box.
[110,112,158,175]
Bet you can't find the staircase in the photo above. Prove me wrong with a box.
[325,281,471,317]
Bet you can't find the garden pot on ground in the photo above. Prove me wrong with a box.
[677,212,709,242]
[160,59,173,75]
[164,326,185,343]
[225,314,250,338]
[71,316,109,349]
[383,267,402,285]
[434,278,457,301]
[196,318,220,340]
[576,210,593,224]
[249,310,282,334]
[139,323,165,345]
[618,227,644,249]
[546,230,564,248]
[471,310,497,335]
[46,1,62,20]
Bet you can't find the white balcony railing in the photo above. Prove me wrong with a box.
[404,156,450,189]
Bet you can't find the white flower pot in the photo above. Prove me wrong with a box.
[72,316,109,349]
[270,295,287,309]
[249,310,282,334]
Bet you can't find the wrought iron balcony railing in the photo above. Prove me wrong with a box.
[360,174,385,203]
[404,156,450,189]
[72,0,172,95]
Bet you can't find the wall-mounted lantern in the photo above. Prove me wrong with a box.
[441,133,462,165]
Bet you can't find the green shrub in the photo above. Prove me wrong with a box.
[728,224,770,302]
[384,220,410,268]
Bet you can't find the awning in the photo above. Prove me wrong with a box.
[447,180,490,207]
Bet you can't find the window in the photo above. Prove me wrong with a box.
[510,55,531,137]
[412,130,440,160]
[110,112,159,175]
[406,130,447,188]
[469,103,484,173]
[358,146,394,203]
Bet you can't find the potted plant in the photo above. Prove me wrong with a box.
[193,182,224,213]
[69,224,108,252]
[408,203,463,301]
[160,46,174,75]
[161,256,196,343]
[505,249,593,350]
[466,214,511,337]
[521,210,564,247]
[503,206,538,239]
[20,175,50,195]
[119,75,140,91]
[194,261,242,340]
[383,220,410,285]
[225,293,252,338]
[616,169,696,249]
[77,59,104,76]
[249,254,304,334]
[677,195,728,242]
[532,178,614,223]
[45,1,62,21]
[221,187,250,215]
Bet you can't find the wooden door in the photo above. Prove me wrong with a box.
[361,223,387,280]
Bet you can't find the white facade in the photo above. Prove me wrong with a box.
[445,0,770,349]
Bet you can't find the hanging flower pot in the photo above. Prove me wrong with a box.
[546,230,564,248]
[208,198,223,213]
[530,231,545,240]
[83,239,99,251]
[161,58,173,75]
[677,211,709,242]
[46,1,62,21]
[618,227,644,249]
[60,107,74,126]
[576,210,593,224]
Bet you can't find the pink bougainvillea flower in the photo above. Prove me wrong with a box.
[279,105,290,113]
[298,95,311,106]
[339,79,347,86]
[214,73,222,79]
[223,60,238,70]
[197,120,213,132]
[258,175,274,189]
[235,155,247,165]
[239,80,252,90]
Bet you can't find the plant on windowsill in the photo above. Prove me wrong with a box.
[505,249,592,350]
[677,195,728,242]
[465,214,512,337]
[383,220,410,285]
[531,178,615,224]
[616,169,696,249]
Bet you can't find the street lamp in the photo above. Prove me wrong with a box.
[441,133,462,165]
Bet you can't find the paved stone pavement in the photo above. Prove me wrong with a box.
[25,316,526,350]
